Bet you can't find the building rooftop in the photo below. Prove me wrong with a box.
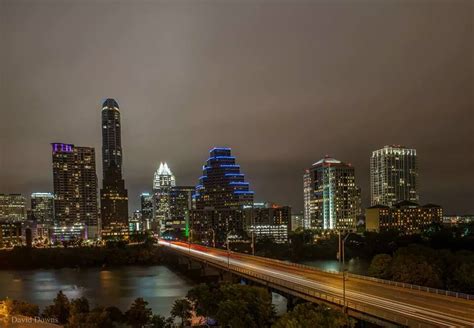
[102,98,119,109]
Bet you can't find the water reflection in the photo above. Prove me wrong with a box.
[0,266,195,316]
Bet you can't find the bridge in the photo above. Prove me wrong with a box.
[159,240,474,328]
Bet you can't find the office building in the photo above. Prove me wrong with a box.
[51,143,99,239]
[291,212,304,231]
[152,162,176,235]
[243,202,291,243]
[303,156,360,230]
[191,147,254,242]
[0,194,27,222]
[370,145,418,206]
[31,192,54,226]
[100,98,129,238]
[169,186,194,238]
[0,221,22,247]
[140,193,153,231]
[366,201,442,234]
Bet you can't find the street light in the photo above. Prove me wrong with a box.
[226,229,235,269]
[208,228,215,248]
[188,228,193,254]
[338,230,355,313]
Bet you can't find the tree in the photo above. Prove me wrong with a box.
[42,290,70,324]
[105,306,124,323]
[451,262,474,293]
[83,307,114,328]
[125,298,153,328]
[391,253,443,288]
[368,254,392,279]
[273,303,353,328]
[186,283,219,319]
[170,298,193,327]
[150,314,168,328]
[3,298,39,317]
[67,297,90,327]
[217,284,275,327]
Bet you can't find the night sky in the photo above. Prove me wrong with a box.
[1,1,473,214]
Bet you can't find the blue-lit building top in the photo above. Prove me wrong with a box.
[194,147,254,210]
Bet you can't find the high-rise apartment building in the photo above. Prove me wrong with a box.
[100,98,129,238]
[191,147,254,242]
[31,192,54,226]
[0,194,27,222]
[152,162,176,235]
[370,145,418,206]
[51,143,98,239]
[303,156,360,230]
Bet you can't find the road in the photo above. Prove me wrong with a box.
[159,240,474,328]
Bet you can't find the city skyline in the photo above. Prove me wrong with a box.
[1,2,473,215]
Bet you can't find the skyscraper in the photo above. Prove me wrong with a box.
[152,162,176,235]
[370,145,418,206]
[191,147,254,242]
[31,192,54,226]
[100,98,129,238]
[51,143,98,238]
[303,156,360,230]
[0,194,27,222]
[140,192,153,231]
[169,186,194,237]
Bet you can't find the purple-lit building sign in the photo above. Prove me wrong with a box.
[52,143,74,153]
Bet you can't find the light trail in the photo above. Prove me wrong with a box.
[159,241,474,327]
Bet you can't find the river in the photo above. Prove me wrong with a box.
[0,265,287,317]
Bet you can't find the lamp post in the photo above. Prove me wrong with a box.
[338,231,354,313]
[209,228,215,248]
[226,229,235,269]
[251,214,255,256]
[188,229,193,254]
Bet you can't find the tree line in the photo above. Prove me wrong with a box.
[2,283,354,328]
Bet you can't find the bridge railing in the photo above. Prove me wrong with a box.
[345,272,474,301]
[166,242,474,301]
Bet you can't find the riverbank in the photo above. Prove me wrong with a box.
[0,244,162,270]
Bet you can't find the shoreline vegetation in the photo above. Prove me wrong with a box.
[0,240,162,270]
[1,284,354,328]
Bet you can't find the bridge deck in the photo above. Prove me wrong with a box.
[160,240,474,328]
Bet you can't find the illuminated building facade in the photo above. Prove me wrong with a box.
[291,212,304,231]
[152,162,176,235]
[366,201,442,234]
[31,192,54,226]
[303,156,360,230]
[100,98,129,238]
[0,221,22,247]
[169,186,194,238]
[52,143,98,239]
[140,193,153,231]
[243,202,291,243]
[191,147,254,242]
[0,194,27,222]
[370,145,418,206]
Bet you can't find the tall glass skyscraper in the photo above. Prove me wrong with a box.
[152,162,176,235]
[191,147,253,243]
[100,99,129,238]
[304,156,360,230]
[370,145,418,207]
